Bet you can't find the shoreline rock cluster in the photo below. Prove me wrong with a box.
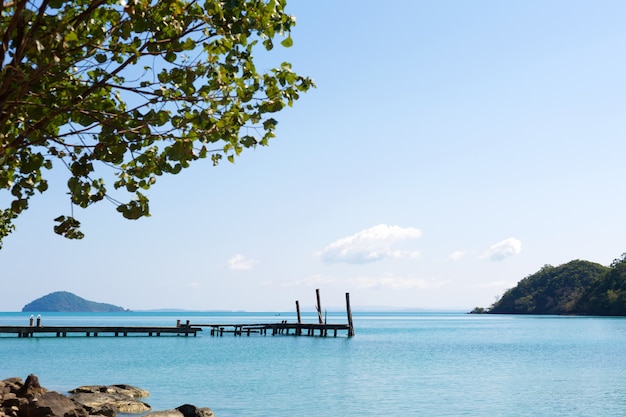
[0,374,214,417]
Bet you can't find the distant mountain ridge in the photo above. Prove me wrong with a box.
[22,291,128,312]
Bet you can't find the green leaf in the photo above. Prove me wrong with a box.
[64,31,79,43]
[241,135,257,147]
[165,51,177,63]
[182,38,196,51]
[36,180,49,193]
[280,36,293,48]
[53,216,84,239]
[10,199,28,214]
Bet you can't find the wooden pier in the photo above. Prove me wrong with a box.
[0,323,201,338]
[1,290,354,339]
[194,322,351,337]
[196,290,355,338]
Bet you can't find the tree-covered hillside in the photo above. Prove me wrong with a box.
[488,259,610,315]
[575,255,626,315]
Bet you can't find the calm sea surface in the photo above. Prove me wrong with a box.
[1,311,626,417]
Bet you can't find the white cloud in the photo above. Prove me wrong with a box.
[448,251,465,261]
[226,254,258,270]
[318,224,422,264]
[481,238,522,261]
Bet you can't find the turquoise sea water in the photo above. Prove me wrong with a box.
[2,311,626,417]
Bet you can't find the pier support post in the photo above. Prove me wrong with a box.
[296,300,302,335]
[316,289,323,325]
[346,292,355,337]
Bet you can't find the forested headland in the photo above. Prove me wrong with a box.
[472,253,626,315]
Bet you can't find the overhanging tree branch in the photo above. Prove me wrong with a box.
[0,0,314,245]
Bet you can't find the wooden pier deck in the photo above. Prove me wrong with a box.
[195,289,355,337]
[194,322,351,337]
[0,324,202,338]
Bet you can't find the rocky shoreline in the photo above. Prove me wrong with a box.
[0,375,214,417]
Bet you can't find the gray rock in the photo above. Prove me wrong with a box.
[2,377,24,393]
[69,385,150,399]
[18,391,89,417]
[145,404,214,417]
[176,404,214,417]
[1,375,89,417]
[69,383,151,414]
[17,375,47,398]
[143,410,184,417]
[2,377,212,417]
[70,392,151,414]
[0,393,21,408]
[82,402,117,417]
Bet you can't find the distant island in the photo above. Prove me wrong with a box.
[471,253,626,315]
[22,291,128,312]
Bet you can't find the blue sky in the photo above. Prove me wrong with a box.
[2,1,626,312]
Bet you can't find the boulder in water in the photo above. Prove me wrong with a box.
[145,404,214,417]
[68,385,151,414]
[0,375,89,417]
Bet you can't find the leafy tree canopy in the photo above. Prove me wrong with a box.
[488,260,609,315]
[575,254,626,315]
[0,0,313,247]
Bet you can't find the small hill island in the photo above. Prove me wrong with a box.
[22,291,128,312]
[472,253,626,315]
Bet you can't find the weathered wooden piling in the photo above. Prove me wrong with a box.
[315,288,323,325]
[346,292,355,337]
[296,300,302,335]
